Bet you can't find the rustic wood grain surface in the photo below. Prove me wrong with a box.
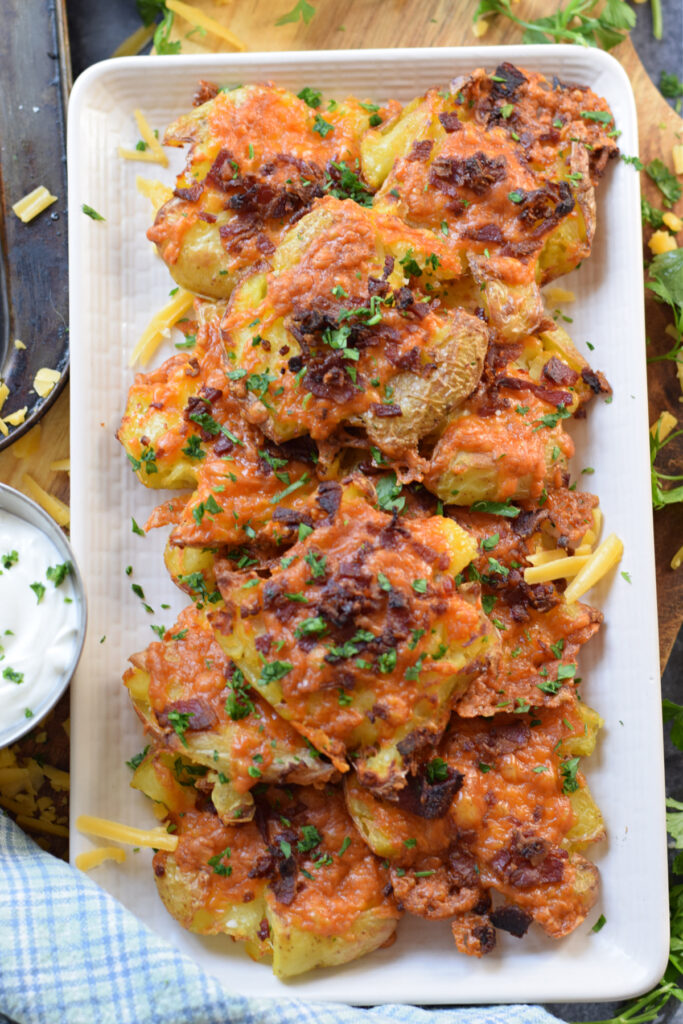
[0,0,680,674]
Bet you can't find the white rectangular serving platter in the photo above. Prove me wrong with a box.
[68,46,668,1005]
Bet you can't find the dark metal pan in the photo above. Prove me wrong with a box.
[0,0,71,450]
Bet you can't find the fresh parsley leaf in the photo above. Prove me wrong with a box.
[297,86,322,108]
[46,562,72,587]
[470,501,520,518]
[646,159,682,208]
[82,204,105,221]
[275,0,316,25]
[375,472,405,514]
[30,582,46,604]
[425,757,449,783]
[167,709,193,748]
[126,745,150,770]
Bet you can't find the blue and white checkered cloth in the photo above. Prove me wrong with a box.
[0,813,564,1024]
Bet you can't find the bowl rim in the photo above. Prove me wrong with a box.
[0,481,87,745]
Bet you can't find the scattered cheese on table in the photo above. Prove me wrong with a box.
[663,212,683,233]
[165,0,247,50]
[673,145,683,176]
[648,230,677,255]
[12,186,57,223]
[672,545,683,571]
[651,410,678,440]
[0,382,9,414]
[472,19,489,37]
[11,424,41,459]
[22,475,70,527]
[76,814,179,852]
[564,534,624,604]
[49,458,70,473]
[14,339,26,350]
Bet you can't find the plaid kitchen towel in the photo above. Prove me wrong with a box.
[0,813,564,1024]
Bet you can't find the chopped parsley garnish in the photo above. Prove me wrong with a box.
[481,533,500,551]
[208,845,232,876]
[304,550,326,578]
[534,405,572,430]
[294,615,327,638]
[312,113,334,137]
[167,710,193,748]
[82,204,105,221]
[3,666,24,684]
[259,660,293,685]
[425,757,449,783]
[1,551,18,570]
[225,666,254,720]
[580,109,612,123]
[338,836,351,857]
[378,649,397,674]
[482,594,496,615]
[182,435,205,460]
[377,572,392,592]
[470,501,520,518]
[126,745,150,771]
[46,562,72,586]
[375,472,405,514]
[508,189,524,203]
[592,913,607,933]
[30,582,46,604]
[188,409,243,446]
[560,756,580,794]
[412,578,428,594]
[403,838,417,848]
[297,825,322,853]
[131,518,145,536]
[646,159,682,208]
[297,86,322,108]
[275,0,316,25]
[323,160,374,206]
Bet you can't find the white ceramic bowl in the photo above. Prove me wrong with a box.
[0,482,87,745]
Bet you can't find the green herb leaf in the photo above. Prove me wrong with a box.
[82,204,105,221]
[275,0,316,25]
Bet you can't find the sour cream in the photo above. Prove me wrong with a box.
[0,509,81,730]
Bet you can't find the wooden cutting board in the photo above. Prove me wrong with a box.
[1,0,680,666]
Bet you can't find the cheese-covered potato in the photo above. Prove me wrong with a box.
[364,62,617,287]
[143,772,400,978]
[210,484,497,796]
[124,605,336,821]
[220,196,488,459]
[148,83,390,300]
[345,693,603,955]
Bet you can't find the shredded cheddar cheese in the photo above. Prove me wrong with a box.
[672,544,683,571]
[673,144,683,176]
[523,555,590,584]
[11,424,42,460]
[129,288,194,367]
[12,186,58,223]
[76,846,127,872]
[472,19,489,37]
[563,533,624,604]
[14,339,26,350]
[4,407,27,427]
[651,410,678,441]
[136,176,173,211]
[119,110,169,168]
[543,286,576,305]
[0,382,9,415]
[165,0,247,50]
[33,367,61,399]
[111,23,155,58]
[76,814,179,851]
[16,815,69,838]
[22,475,70,527]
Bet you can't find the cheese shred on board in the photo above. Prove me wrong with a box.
[165,0,247,50]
